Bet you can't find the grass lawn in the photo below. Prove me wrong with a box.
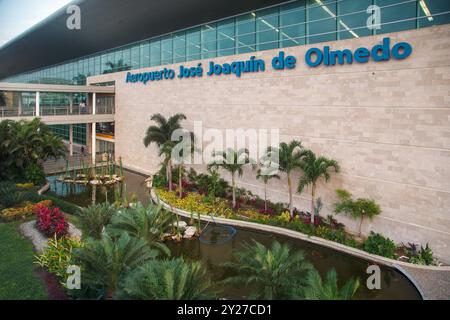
[0,222,48,300]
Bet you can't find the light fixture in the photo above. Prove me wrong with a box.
[419,0,434,21]
[315,0,359,38]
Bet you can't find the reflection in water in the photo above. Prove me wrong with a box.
[167,226,421,300]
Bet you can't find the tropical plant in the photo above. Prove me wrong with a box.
[24,163,46,185]
[73,232,159,299]
[35,205,69,238]
[223,240,312,299]
[35,236,84,286]
[208,148,255,208]
[334,189,381,237]
[266,140,303,219]
[171,130,195,198]
[256,168,280,212]
[363,232,396,259]
[300,269,359,300]
[108,202,173,256]
[103,59,131,74]
[79,203,116,239]
[117,257,214,300]
[143,113,187,191]
[407,243,434,265]
[297,149,340,225]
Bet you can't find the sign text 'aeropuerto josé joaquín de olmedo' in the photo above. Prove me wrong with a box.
[125,37,412,85]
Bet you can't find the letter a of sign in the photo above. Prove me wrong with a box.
[366,5,381,30]
[66,5,81,30]
[67,265,81,290]
[366,265,381,290]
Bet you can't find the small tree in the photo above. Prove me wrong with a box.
[256,168,280,213]
[208,148,255,208]
[334,189,381,237]
[266,140,303,219]
[297,150,340,225]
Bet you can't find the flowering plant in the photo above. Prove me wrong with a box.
[36,204,68,238]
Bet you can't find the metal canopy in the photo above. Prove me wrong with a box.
[0,82,115,93]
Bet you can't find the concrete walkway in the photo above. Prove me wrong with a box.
[399,265,450,300]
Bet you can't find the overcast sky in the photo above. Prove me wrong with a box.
[0,0,73,47]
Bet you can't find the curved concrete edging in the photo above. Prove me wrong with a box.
[151,188,450,276]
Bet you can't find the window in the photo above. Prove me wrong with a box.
[140,41,150,68]
[161,35,173,65]
[131,45,140,69]
[418,0,450,28]
[308,0,337,44]
[338,0,372,40]
[218,19,235,56]
[150,38,161,67]
[201,23,217,59]
[186,28,201,61]
[256,7,279,51]
[236,13,256,54]
[173,31,186,63]
[378,0,416,34]
[280,1,306,47]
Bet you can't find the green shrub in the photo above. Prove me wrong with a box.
[409,244,434,265]
[363,232,396,259]
[35,236,84,286]
[79,203,116,239]
[24,163,46,185]
[22,191,82,215]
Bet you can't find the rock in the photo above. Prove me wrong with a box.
[172,221,187,230]
[183,226,197,238]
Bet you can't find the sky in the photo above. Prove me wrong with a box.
[0,0,73,47]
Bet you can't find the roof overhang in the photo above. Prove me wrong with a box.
[0,82,115,93]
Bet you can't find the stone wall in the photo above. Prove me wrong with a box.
[88,25,450,262]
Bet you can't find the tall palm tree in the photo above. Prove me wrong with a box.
[256,168,280,212]
[108,202,173,256]
[223,240,312,300]
[301,269,359,300]
[266,140,303,219]
[208,148,255,208]
[171,130,195,198]
[297,150,340,225]
[143,113,187,191]
[117,257,214,300]
[74,232,158,299]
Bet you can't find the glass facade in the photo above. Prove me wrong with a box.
[2,0,449,144]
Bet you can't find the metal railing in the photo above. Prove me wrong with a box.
[96,104,115,115]
[0,105,115,117]
[0,108,36,117]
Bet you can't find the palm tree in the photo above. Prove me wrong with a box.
[79,203,116,239]
[74,232,158,299]
[208,148,255,208]
[301,269,359,300]
[266,140,303,219]
[117,257,214,300]
[256,168,280,212]
[172,130,195,198]
[103,59,131,74]
[297,149,340,225]
[108,202,173,256]
[143,113,187,191]
[334,189,381,237]
[223,240,312,299]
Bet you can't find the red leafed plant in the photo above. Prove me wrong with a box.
[35,204,69,238]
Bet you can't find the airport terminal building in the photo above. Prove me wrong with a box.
[1,0,450,261]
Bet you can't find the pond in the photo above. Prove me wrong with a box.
[167,225,422,300]
[47,169,421,300]
[47,169,151,207]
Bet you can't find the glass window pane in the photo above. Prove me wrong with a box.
[201,24,217,59]
[338,0,372,40]
[131,45,140,69]
[280,1,306,47]
[94,56,101,75]
[236,13,256,54]
[218,19,235,57]
[140,41,150,68]
[122,47,131,71]
[186,28,201,61]
[308,0,337,44]
[378,0,416,34]
[418,0,450,28]
[256,7,279,51]
[173,31,186,63]
[150,38,161,67]
[161,35,173,65]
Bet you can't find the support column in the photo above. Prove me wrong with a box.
[69,93,73,114]
[93,92,96,115]
[18,92,22,116]
[35,92,40,117]
[69,124,74,156]
[92,122,96,164]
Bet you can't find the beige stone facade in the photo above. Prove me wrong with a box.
[88,25,450,262]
